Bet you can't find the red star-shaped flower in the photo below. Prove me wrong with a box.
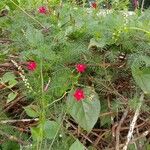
[38,6,47,14]
[73,89,85,101]
[27,61,37,71]
[91,2,97,9]
[76,64,87,73]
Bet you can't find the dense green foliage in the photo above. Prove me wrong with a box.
[0,0,150,149]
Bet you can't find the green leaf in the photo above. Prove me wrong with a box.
[1,72,16,83]
[43,120,59,139]
[133,68,150,94]
[88,38,106,49]
[66,86,100,132]
[69,139,85,150]
[24,105,39,118]
[31,120,59,141]
[132,56,150,94]
[1,141,20,150]
[7,92,17,103]
[128,144,136,150]
[1,72,17,88]
[100,100,111,127]
[8,79,18,88]
[31,126,43,141]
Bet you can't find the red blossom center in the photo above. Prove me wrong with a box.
[73,89,85,101]
[91,2,97,9]
[27,61,37,71]
[76,64,87,73]
[38,6,47,14]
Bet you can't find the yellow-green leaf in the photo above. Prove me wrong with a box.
[7,92,17,103]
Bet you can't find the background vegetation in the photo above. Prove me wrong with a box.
[0,0,150,150]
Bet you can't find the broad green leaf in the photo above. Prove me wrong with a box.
[66,86,100,132]
[31,126,43,141]
[24,105,39,118]
[7,92,17,103]
[132,56,150,94]
[1,141,20,150]
[1,72,17,88]
[69,139,85,150]
[43,120,59,139]
[8,79,18,88]
[31,120,59,141]
[1,72,16,83]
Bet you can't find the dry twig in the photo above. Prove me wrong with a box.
[0,118,39,124]
[116,109,128,150]
[123,93,144,150]
[0,130,29,145]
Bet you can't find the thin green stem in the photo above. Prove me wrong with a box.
[128,27,150,35]
[40,61,44,95]
[39,60,45,150]
[46,91,67,108]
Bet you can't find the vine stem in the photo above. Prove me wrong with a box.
[128,27,150,35]
[38,60,45,150]
[10,0,45,28]
[46,91,67,108]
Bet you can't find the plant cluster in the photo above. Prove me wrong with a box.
[0,0,150,150]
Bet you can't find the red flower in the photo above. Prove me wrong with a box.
[91,2,97,9]
[27,61,37,71]
[73,89,85,101]
[38,6,47,14]
[76,64,87,73]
